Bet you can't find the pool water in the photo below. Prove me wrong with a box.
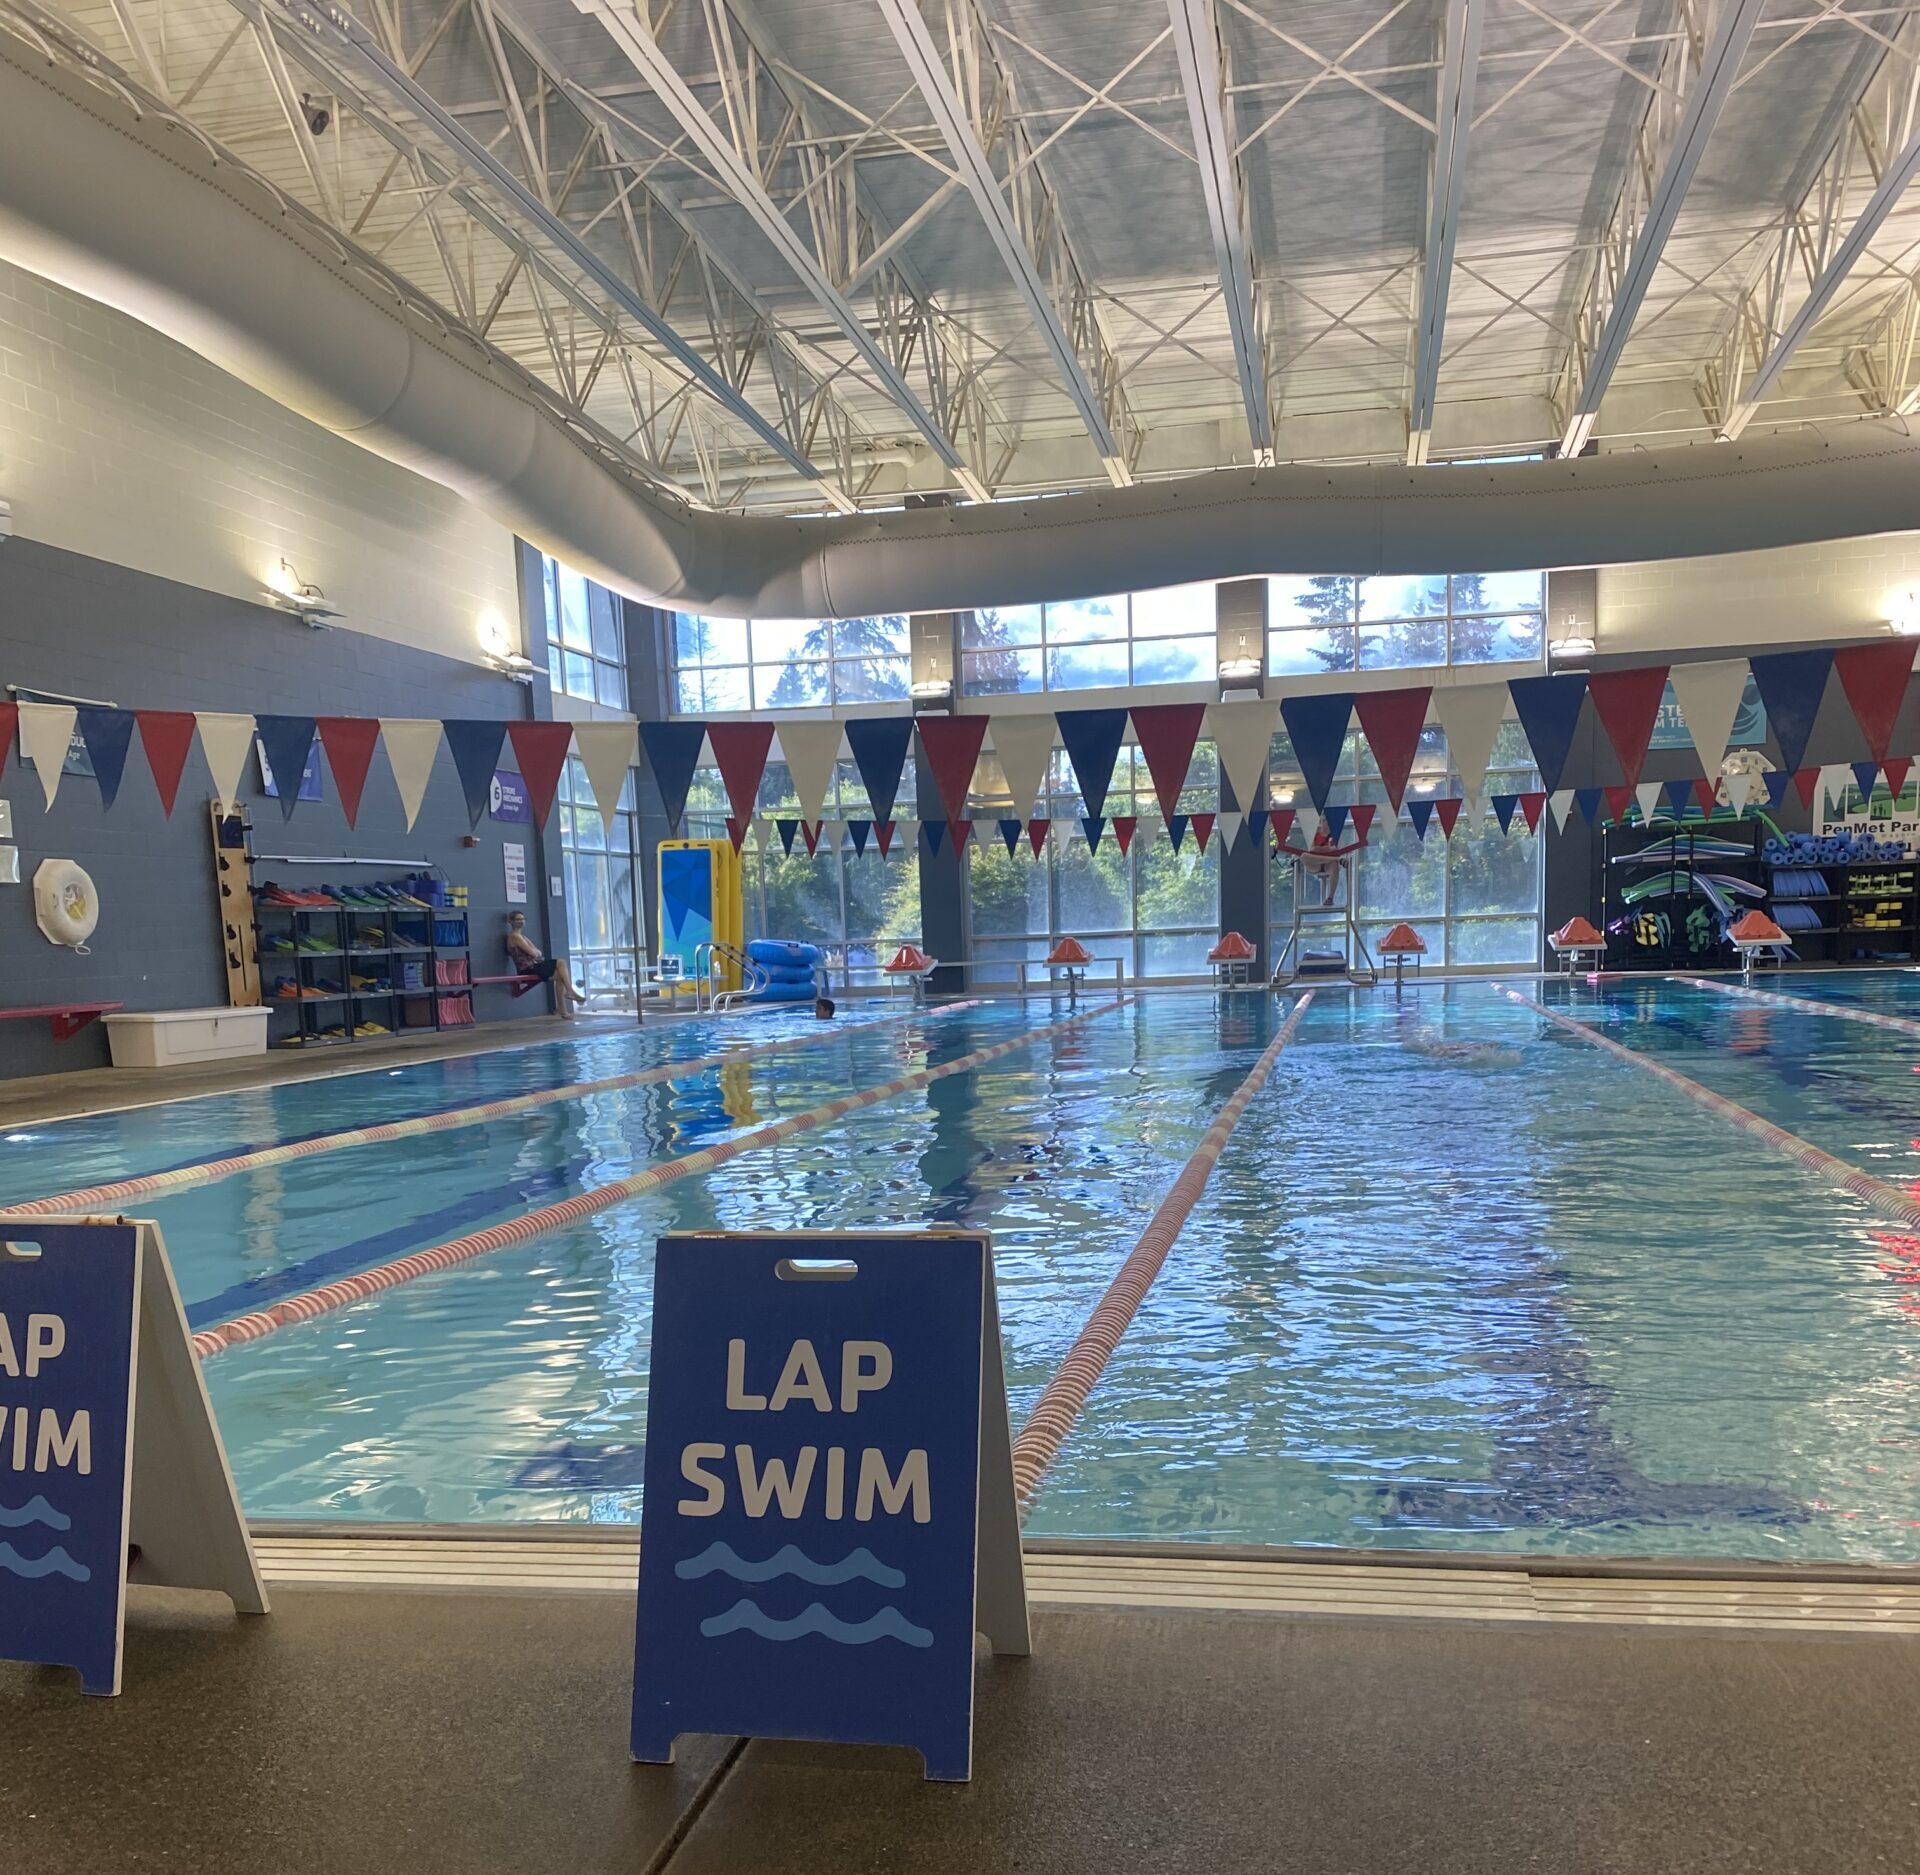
[7,977,1920,1562]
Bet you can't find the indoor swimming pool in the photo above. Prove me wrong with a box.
[7,976,1920,1564]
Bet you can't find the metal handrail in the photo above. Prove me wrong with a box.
[710,941,770,1013]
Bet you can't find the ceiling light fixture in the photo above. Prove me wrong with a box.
[1888,588,1920,637]
[263,558,340,627]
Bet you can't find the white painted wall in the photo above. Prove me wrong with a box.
[0,260,519,665]
[1599,532,1920,657]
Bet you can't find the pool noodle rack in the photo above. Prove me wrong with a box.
[1599,820,1765,972]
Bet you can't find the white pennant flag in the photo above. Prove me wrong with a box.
[195,711,257,810]
[1635,780,1664,824]
[1206,698,1280,814]
[973,817,1000,851]
[990,714,1058,820]
[379,719,443,831]
[1549,788,1576,832]
[571,719,638,824]
[1667,659,1750,774]
[1217,810,1244,851]
[18,702,78,809]
[1433,682,1509,809]
[1727,769,1755,813]
[777,719,844,827]
[1819,762,1851,811]
[822,819,846,854]
[1297,805,1322,845]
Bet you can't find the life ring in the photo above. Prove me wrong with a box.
[34,859,99,951]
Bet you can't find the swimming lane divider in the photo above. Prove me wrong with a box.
[1498,987,1920,1232]
[9,1000,989,1220]
[188,997,1127,1361]
[1677,975,1920,1040]
[1008,991,1316,1520]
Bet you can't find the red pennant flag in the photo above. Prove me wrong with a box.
[1270,807,1298,846]
[915,715,990,823]
[1128,702,1208,822]
[1586,666,1670,789]
[1352,687,1432,812]
[1792,767,1820,809]
[315,717,382,829]
[1885,757,1914,802]
[725,816,748,853]
[1518,791,1547,833]
[1603,782,1635,822]
[1191,812,1216,851]
[876,819,898,858]
[135,710,197,817]
[1692,776,1720,815]
[1026,818,1049,857]
[505,721,575,823]
[1434,798,1463,839]
[705,720,776,824]
[1833,641,1916,763]
[1112,815,1137,855]
[1349,803,1377,844]
[800,820,823,856]
[0,700,17,773]
[951,818,973,852]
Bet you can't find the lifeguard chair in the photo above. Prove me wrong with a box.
[1208,930,1257,987]
[1378,923,1426,990]
[1271,832,1376,988]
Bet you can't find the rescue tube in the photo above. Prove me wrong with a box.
[34,858,99,950]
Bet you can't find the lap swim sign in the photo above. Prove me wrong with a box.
[632,1232,1028,1781]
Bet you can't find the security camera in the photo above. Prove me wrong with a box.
[301,94,332,137]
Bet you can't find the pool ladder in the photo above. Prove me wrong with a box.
[693,940,770,1013]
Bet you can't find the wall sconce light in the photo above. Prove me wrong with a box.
[1218,632,1262,695]
[1273,786,1296,806]
[1888,588,1920,637]
[263,558,340,627]
[910,677,955,711]
[478,606,536,682]
[1549,611,1595,662]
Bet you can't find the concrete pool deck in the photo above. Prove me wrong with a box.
[6,1538,1920,1875]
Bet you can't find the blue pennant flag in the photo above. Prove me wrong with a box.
[1247,809,1269,845]
[256,713,319,821]
[1574,786,1605,825]
[847,818,872,857]
[1491,793,1518,834]
[638,721,708,834]
[773,818,800,856]
[1278,693,1354,812]
[922,819,946,856]
[998,818,1022,857]
[1664,779,1695,820]
[1055,708,1129,820]
[1853,761,1881,802]
[1507,673,1588,794]
[75,706,136,811]
[844,717,914,825]
[1407,798,1434,840]
[1323,803,1350,843]
[1167,812,1188,852]
[1748,648,1833,775]
[1763,768,1794,806]
[1081,814,1105,852]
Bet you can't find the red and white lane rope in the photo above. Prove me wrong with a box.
[1678,975,1920,1040]
[1499,987,1920,1231]
[8,1001,987,1219]
[188,997,1126,1360]
[1008,991,1315,1519]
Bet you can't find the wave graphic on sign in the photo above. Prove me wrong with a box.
[0,1496,71,1532]
[699,1599,933,1648]
[675,1542,906,1588]
[0,1542,91,1583]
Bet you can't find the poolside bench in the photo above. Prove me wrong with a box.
[0,1000,124,1041]
[469,973,544,1000]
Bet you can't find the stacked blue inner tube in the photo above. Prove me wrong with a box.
[744,938,822,1003]
[1764,828,1908,864]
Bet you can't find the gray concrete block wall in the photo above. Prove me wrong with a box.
[1,538,561,1079]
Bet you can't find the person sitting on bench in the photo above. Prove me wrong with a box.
[506,911,585,1018]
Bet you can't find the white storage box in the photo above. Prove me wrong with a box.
[103,1006,270,1068]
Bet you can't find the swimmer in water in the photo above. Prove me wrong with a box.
[1395,1010,1521,1067]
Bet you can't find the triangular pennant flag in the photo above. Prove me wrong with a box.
[1549,789,1576,833]
[1055,708,1130,820]
[1324,803,1350,843]
[1081,814,1106,852]
[638,721,707,833]
[725,816,749,853]
[848,818,873,857]
[1817,762,1851,810]
[1206,698,1280,815]
[997,818,1022,857]
[1130,702,1208,822]
[1192,812,1216,851]
[1574,785,1605,824]
[1792,767,1819,809]
[951,818,974,852]
[1586,666,1669,789]
[1349,803,1377,844]
[1490,794,1518,834]
[1664,779,1696,820]
[572,720,639,823]
[915,715,990,824]
[1353,687,1432,812]
[824,821,848,855]
[1269,807,1296,847]
[876,819,899,859]
[1517,792,1546,834]
[136,711,197,817]
[1692,776,1720,816]
[196,712,256,810]
[1432,683,1509,808]
[1247,809,1270,846]
[1507,673,1589,794]
[1853,761,1882,803]
[1749,648,1834,775]
[1603,783,1635,823]
[313,717,383,829]
[1278,694,1354,811]
[1833,640,1915,763]
[923,818,947,856]
[255,714,318,821]
[379,720,442,832]
[0,700,15,773]
[800,820,823,857]
[75,707,136,810]
[843,716,915,824]
[1668,660,1750,774]
[1407,798,1435,840]
[1635,780,1664,824]
[18,702,78,809]
[503,721,574,825]
[1167,813,1189,852]
[774,817,800,856]
[440,719,507,830]
[1434,797,1464,839]
[1762,767,1793,806]
[778,719,845,827]
[1112,815,1138,855]
[1216,809,1243,850]
[988,714,1058,821]
[706,720,777,824]
[1726,770,1754,813]
[1026,818,1049,857]
[1297,806,1322,845]
[1886,757,1914,802]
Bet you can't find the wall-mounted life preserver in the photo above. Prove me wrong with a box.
[34,859,99,951]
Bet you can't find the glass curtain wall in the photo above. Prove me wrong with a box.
[1268,573,1545,673]
[671,614,912,711]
